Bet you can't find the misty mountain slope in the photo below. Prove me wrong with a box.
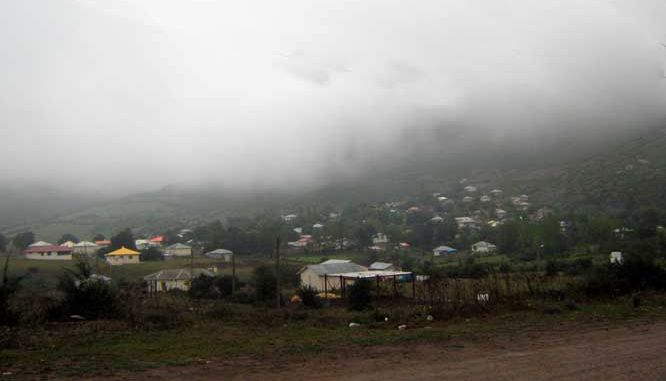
[4,127,666,241]
[454,127,666,212]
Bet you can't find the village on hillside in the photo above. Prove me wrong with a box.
[3,177,650,299]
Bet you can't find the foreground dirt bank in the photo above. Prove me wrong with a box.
[92,319,666,381]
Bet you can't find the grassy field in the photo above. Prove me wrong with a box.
[4,255,261,293]
[2,296,665,378]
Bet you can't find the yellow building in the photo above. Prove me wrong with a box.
[105,246,141,265]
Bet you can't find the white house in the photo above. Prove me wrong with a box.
[282,214,297,223]
[135,239,150,250]
[313,223,325,229]
[430,216,444,223]
[496,209,507,219]
[464,185,477,193]
[73,241,100,256]
[299,260,367,291]
[60,241,76,248]
[610,251,623,264]
[455,217,476,229]
[165,243,192,257]
[205,248,233,262]
[24,245,72,260]
[463,196,473,203]
[480,195,491,203]
[372,233,389,246]
[28,241,52,248]
[144,268,215,293]
[490,189,503,196]
[433,246,457,256]
[472,241,497,253]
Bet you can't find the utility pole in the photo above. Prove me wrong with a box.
[232,249,236,294]
[190,245,194,283]
[275,235,281,308]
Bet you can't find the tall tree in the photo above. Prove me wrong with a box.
[110,228,136,251]
[0,234,6,252]
[12,232,35,251]
[57,233,80,244]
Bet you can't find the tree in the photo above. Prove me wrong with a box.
[348,278,373,311]
[140,247,164,261]
[57,233,80,244]
[57,261,116,319]
[0,234,6,252]
[93,233,105,242]
[12,232,35,251]
[110,228,136,251]
[497,221,519,254]
[638,208,659,240]
[253,265,277,303]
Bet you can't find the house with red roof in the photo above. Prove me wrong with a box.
[24,245,73,260]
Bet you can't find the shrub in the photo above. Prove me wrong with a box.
[297,286,321,308]
[140,247,164,261]
[214,275,244,298]
[564,258,593,276]
[583,254,666,296]
[205,302,233,320]
[253,265,278,304]
[189,275,217,298]
[499,262,512,273]
[348,278,373,311]
[57,261,117,319]
[0,255,26,326]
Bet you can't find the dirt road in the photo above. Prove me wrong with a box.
[102,320,666,380]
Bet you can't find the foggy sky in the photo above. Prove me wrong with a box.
[1,0,665,195]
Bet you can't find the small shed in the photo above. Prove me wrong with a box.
[144,268,215,293]
[471,241,497,253]
[205,248,233,262]
[165,243,192,257]
[610,251,623,264]
[433,245,457,256]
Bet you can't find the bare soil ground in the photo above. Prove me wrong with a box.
[92,319,666,381]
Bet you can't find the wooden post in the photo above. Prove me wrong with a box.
[376,275,380,301]
[412,273,416,298]
[340,275,344,298]
[232,250,236,294]
[393,274,397,296]
[324,274,328,306]
[275,236,281,308]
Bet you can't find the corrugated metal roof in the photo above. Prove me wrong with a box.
[74,241,99,247]
[28,241,52,247]
[24,245,72,253]
[166,243,191,250]
[304,261,366,275]
[206,248,232,255]
[144,268,214,281]
[369,262,394,270]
